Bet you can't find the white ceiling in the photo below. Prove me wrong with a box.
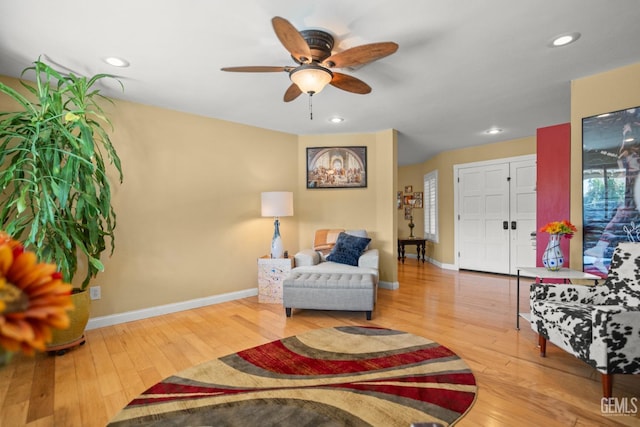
[1,0,640,165]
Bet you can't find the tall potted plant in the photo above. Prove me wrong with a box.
[0,59,123,352]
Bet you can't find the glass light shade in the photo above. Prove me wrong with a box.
[289,65,333,94]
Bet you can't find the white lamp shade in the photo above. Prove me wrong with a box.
[261,192,294,217]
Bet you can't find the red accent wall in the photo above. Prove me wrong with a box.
[536,123,571,267]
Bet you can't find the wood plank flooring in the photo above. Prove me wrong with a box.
[1,260,638,426]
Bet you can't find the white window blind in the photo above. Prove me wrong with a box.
[423,171,438,242]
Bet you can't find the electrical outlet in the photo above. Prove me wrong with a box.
[89,285,101,300]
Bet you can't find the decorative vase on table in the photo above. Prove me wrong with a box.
[542,233,564,271]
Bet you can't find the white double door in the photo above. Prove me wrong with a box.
[455,156,536,275]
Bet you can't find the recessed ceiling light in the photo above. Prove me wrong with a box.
[549,32,581,47]
[329,117,344,124]
[485,128,503,135]
[103,57,130,67]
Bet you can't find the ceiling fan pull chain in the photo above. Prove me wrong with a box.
[309,93,313,120]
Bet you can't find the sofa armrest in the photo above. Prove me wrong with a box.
[294,249,320,267]
[358,249,379,270]
[590,306,640,372]
[530,282,599,304]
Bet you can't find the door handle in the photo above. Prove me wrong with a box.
[511,221,517,230]
[503,221,508,230]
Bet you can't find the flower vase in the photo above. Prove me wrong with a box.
[542,233,564,271]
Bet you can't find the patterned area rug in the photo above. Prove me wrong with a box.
[108,326,477,426]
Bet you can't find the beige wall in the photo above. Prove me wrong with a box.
[569,62,640,268]
[297,130,398,285]
[91,99,302,317]
[0,74,398,318]
[399,137,536,265]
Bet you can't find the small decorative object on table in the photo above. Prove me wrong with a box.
[539,220,577,271]
[0,231,73,367]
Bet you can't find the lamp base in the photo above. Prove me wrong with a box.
[270,218,284,258]
[409,217,415,238]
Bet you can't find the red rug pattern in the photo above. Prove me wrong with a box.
[108,326,477,426]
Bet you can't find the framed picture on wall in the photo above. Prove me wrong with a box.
[306,146,367,189]
[397,191,403,209]
[404,185,413,193]
[582,105,640,277]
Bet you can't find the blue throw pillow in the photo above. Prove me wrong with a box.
[326,232,371,266]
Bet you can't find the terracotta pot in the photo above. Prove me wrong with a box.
[47,288,90,353]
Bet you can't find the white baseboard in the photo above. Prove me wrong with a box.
[86,288,258,330]
[426,257,458,271]
[401,254,458,271]
[379,280,399,290]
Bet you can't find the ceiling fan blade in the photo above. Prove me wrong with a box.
[322,42,398,69]
[272,16,312,64]
[221,66,290,72]
[330,72,372,94]
[283,84,302,102]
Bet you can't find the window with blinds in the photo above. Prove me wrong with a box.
[423,171,438,242]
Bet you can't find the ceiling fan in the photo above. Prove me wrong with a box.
[221,16,398,113]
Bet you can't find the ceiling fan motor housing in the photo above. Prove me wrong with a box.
[297,30,334,63]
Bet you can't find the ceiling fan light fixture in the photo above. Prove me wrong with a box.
[290,64,333,95]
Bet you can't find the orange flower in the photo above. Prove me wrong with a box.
[539,220,577,239]
[0,232,73,355]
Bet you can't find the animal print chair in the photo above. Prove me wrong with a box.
[530,241,640,398]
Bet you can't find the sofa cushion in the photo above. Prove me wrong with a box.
[345,229,370,251]
[292,261,379,282]
[313,229,345,257]
[326,232,371,266]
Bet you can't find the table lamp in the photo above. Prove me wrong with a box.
[261,191,294,258]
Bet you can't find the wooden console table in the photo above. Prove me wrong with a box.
[397,238,426,264]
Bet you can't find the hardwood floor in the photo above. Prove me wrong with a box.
[1,261,638,426]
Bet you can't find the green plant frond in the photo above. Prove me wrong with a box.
[1,59,124,289]
[86,73,118,89]
[0,82,37,114]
